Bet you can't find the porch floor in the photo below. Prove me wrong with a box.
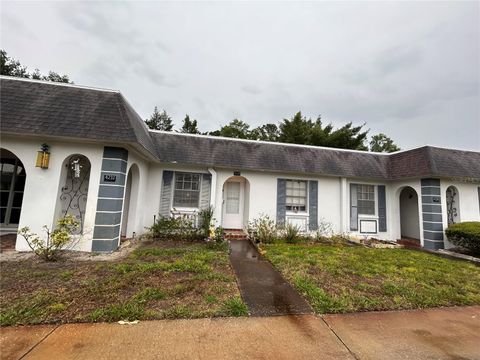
[0,234,16,252]
[397,237,421,248]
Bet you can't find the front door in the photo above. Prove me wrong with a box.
[222,179,244,229]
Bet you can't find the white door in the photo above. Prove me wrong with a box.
[222,180,244,229]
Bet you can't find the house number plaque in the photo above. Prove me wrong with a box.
[103,174,117,183]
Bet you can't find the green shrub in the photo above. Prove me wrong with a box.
[248,214,277,243]
[149,215,203,241]
[283,223,301,244]
[445,221,480,253]
[198,206,215,239]
[18,214,79,261]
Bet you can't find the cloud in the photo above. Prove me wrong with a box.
[1,1,479,149]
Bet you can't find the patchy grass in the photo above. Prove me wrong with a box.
[0,241,245,326]
[263,243,480,314]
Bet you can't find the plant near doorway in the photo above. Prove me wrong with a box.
[18,214,79,261]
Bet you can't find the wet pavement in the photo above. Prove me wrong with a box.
[229,239,312,316]
[2,307,479,360]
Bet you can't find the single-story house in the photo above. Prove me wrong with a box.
[1,75,479,252]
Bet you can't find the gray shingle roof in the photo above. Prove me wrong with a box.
[2,76,479,180]
[0,76,156,156]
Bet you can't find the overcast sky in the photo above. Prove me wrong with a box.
[1,1,479,150]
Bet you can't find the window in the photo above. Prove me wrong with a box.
[173,172,201,208]
[0,154,26,225]
[286,180,307,212]
[357,184,375,215]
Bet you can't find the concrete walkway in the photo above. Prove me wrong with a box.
[229,239,312,316]
[1,306,479,360]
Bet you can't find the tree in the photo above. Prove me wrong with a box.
[369,133,401,153]
[145,107,174,131]
[180,114,200,134]
[278,112,315,144]
[278,112,369,150]
[210,119,251,139]
[251,123,280,141]
[0,50,29,78]
[1,49,72,83]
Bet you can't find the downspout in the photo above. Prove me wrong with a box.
[340,177,348,233]
[208,167,217,219]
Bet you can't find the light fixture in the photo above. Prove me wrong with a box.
[35,143,50,169]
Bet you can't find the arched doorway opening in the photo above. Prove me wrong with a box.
[0,148,26,232]
[399,186,421,244]
[222,176,249,229]
[56,154,91,234]
[446,186,460,225]
[121,164,140,239]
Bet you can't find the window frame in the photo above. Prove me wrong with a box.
[172,172,202,209]
[285,179,308,213]
[356,183,377,216]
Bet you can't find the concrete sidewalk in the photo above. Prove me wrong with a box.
[1,306,479,360]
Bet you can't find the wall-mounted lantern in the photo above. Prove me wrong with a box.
[35,143,50,169]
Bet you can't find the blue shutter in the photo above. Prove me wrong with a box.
[277,179,286,227]
[378,185,387,232]
[159,170,173,217]
[308,180,318,231]
[350,183,358,231]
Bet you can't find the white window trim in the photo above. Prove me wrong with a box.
[356,183,377,217]
[285,179,309,214]
[170,172,203,210]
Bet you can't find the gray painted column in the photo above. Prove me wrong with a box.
[420,178,444,250]
[92,147,128,252]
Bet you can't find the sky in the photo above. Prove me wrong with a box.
[1,1,479,150]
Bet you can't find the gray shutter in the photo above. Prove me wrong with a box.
[378,185,387,232]
[199,173,212,210]
[308,180,318,231]
[350,183,358,231]
[159,170,173,217]
[277,178,286,227]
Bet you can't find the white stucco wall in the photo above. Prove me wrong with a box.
[1,136,104,252]
[121,150,151,239]
[4,134,479,253]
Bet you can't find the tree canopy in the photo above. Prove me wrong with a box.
[180,115,200,134]
[145,107,174,131]
[1,50,72,83]
[369,133,401,153]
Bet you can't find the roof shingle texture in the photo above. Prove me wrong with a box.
[2,76,479,180]
[0,77,156,156]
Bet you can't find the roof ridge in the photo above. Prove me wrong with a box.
[0,75,120,93]
[148,130,388,156]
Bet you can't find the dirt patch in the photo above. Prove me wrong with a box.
[0,240,244,326]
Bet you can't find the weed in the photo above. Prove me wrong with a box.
[222,297,248,316]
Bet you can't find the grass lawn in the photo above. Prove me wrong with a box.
[0,240,247,326]
[263,243,480,314]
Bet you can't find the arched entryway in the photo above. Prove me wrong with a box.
[121,164,140,239]
[222,176,249,229]
[56,154,91,234]
[446,185,460,225]
[0,148,26,233]
[399,186,421,244]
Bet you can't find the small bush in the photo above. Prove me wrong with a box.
[283,223,301,244]
[248,214,277,243]
[149,215,203,241]
[446,222,480,253]
[18,215,79,261]
[198,206,215,239]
